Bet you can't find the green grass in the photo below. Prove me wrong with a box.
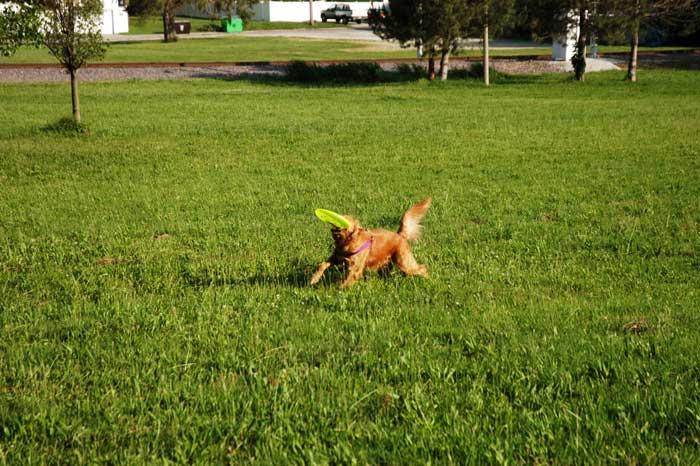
[1,70,700,464]
[0,34,693,65]
[0,37,417,64]
[126,16,344,35]
[0,37,547,64]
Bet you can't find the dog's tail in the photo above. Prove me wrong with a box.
[398,197,432,242]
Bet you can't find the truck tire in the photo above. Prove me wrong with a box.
[355,18,361,24]
[335,17,340,23]
[321,15,327,22]
[342,17,349,24]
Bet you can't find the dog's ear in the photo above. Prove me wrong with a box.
[347,219,360,238]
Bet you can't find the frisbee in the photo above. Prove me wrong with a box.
[314,208,351,229]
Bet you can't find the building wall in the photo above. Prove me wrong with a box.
[102,0,128,34]
[1,1,128,35]
[551,11,579,61]
[179,1,381,23]
[256,2,377,22]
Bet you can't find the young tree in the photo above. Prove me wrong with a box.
[129,0,259,42]
[606,0,694,82]
[127,0,188,42]
[44,0,106,123]
[1,0,106,124]
[428,0,474,80]
[468,0,516,85]
[0,2,40,56]
[518,0,604,81]
[369,0,435,79]
[369,0,472,80]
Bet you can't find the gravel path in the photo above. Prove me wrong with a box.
[0,58,622,83]
[0,64,287,82]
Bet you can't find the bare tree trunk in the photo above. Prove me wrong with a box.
[572,8,587,82]
[627,25,639,82]
[428,55,435,81]
[439,49,450,80]
[163,7,176,42]
[483,23,490,86]
[70,68,80,124]
[309,0,314,26]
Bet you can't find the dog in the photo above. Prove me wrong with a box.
[310,197,432,288]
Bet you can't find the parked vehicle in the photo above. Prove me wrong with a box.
[320,4,362,24]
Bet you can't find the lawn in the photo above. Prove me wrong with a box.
[126,16,344,35]
[1,70,699,463]
[0,35,692,65]
[0,37,546,64]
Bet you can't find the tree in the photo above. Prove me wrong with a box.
[0,0,106,124]
[127,0,188,42]
[468,0,516,85]
[128,0,259,42]
[369,0,473,80]
[0,2,40,56]
[428,0,474,80]
[518,0,605,81]
[606,0,694,82]
[369,0,433,79]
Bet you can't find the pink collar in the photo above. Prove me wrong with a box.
[348,239,372,256]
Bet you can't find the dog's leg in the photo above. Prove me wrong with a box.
[340,252,368,289]
[394,240,428,277]
[310,260,333,285]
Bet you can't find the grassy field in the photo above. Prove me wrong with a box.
[1,70,700,463]
[0,37,538,64]
[0,37,416,64]
[0,36,692,65]
[127,17,344,35]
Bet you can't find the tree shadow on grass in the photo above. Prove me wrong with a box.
[180,258,350,289]
[41,117,90,136]
[191,60,557,88]
[190,61,429,88]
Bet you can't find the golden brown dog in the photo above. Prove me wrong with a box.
[310,197,432,288]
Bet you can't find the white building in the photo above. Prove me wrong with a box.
[177,1,380,23]
[101,0,128,35]
[0,1,128,35]
[552,11,580,61]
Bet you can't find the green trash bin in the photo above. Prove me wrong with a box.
[221,16,243,33]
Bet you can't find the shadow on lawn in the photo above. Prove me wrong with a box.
[180,259,351,289]
[191,61,464,87]
[190,60,546,88]
[41,117,90,135]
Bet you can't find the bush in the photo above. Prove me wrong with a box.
[394,63,426,80]
[463,61,502,80]
[286,61,383,83]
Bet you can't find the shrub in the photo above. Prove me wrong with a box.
[394,63,426,80]
[463,61,502,80]
[286,61,383,83]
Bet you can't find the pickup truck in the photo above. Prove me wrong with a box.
[320,4,363,24]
